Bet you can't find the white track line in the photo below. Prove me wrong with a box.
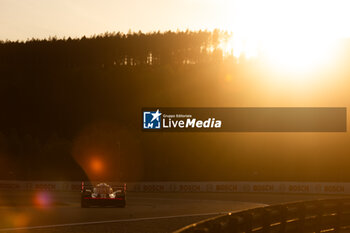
[130,197,268,204]
[0,212,228,232]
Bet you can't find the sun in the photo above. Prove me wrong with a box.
[221,0,348,72]
[259,35,337,73]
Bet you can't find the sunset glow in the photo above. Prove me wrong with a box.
[221,0,348,71]
[1,0,350,72]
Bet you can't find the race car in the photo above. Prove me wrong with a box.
[81,182,126,208]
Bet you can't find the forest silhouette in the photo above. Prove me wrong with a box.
[0,30,232,66]
[0,30,349,182]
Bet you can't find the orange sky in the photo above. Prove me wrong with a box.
[2,0,350,41]
[0,0,229,41]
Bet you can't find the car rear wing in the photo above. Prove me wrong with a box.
[112,184,127,192]
[81,181,94,192]
[81,182,127,192]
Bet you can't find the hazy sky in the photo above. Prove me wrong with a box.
[0,0,231,41]
[2,0,350,41]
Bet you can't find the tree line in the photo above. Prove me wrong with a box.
[0,30,233,67]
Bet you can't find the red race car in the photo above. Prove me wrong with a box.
[81,182,126,208]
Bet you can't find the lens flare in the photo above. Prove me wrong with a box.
[12,213,29,227]
[33,191,52,208]
[5,212,30,228]
[91,157,103,173]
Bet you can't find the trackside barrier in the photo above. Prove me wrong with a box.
[0,181,97,191]
[0,181,350,194]
[174,198,350,233]
[127,182,350,194]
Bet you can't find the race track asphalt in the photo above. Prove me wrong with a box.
[0,191,346,233]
